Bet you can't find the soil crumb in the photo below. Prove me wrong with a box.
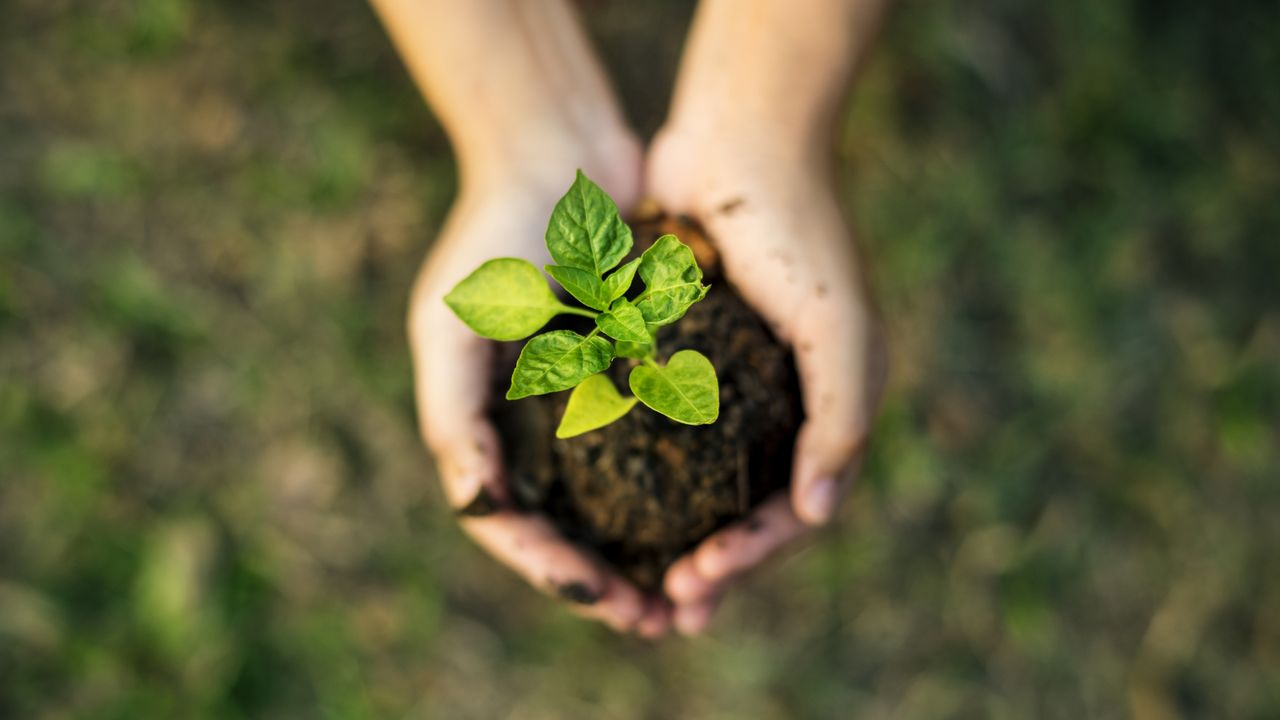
[553,581,601,605]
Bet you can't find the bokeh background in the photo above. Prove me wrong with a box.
[2,0,1278,717]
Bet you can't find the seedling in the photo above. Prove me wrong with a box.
[444,171,719,438]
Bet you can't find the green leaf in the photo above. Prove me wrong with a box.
[444,258,565,341]
[628,350,719,425]
[594,298,651,343]
[545,170,633,276]
[634,234,709,326]
[544,264,608,311]
[614,341,653,359]
[601,257,640,304]
[507,330,614,399]
[555,374,638,438]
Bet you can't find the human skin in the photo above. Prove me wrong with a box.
[647,0,891,635]
[369,0,667,634]
[371,0,889,637]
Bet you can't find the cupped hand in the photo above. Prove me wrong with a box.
[407,141,673,636]
[645,128,890,635]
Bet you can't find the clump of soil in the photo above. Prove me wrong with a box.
[492,214,801,591]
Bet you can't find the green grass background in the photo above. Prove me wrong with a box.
[2,0,1278,717]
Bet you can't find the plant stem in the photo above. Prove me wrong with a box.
[641,356,661,369]
[559,304,599,319]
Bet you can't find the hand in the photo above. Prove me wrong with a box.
[377,0,888,639]
[406,137,674,635]
[645,126,890,635]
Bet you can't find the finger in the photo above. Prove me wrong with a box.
[575,575,648,634]
[692,493,811,583]
[408,277,511,509]
[665,496,814,635]
[636,595,673,639]
[664,554,718,605]
[434,416,512,513]
[661,494,812,609]
[789,293,888,526]
[463,512,646,632]
[673,594,721,637]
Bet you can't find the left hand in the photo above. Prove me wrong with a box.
[644,125,890,635]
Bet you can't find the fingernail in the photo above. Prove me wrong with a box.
[803,477,839,525]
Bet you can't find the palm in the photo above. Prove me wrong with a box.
[645,132,888,633]
[408,170,670,635]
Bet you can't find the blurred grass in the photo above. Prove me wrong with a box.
[1,0,1278,718]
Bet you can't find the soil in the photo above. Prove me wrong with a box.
[491,213,801,592]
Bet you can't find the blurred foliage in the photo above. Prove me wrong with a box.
[1,0,1278,718]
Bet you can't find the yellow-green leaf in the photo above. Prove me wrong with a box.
[614,340,653,359]
[545,170,633,276]
[634,234,708,326]
[545,264,608,311]
[602,257,641,303]
[628,350,719,425]
[555,374,638,438]
[594,298,650,343]
[507,330,614,399]
[444,258,565,340]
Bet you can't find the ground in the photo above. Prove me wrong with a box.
[1,0,1278,718]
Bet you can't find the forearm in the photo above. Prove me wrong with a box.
[665,0,890,161]
[369,0,635,191]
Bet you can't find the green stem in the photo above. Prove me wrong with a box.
[558,304,598,319]
[641,356,661,369]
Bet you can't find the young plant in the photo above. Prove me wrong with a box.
[444,171,719,438]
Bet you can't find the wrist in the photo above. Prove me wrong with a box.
[650,115,833,190]
[662,109,833,170]
[658,0,884,173]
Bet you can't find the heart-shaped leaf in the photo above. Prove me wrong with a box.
[594,298,650,343]
[545,170,632,276]
[634,234,708,326]
[628,350,719,425]
[507,330,614,399]
[555,374,638,438]
[444,258,565,340]
[545,264,608,311]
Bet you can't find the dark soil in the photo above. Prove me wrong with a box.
[492,214,801,591]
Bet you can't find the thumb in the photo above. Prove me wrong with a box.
[410,286,509,511]
[429,417,509,512]
[789,298,887,526]
[791,421,867,526]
